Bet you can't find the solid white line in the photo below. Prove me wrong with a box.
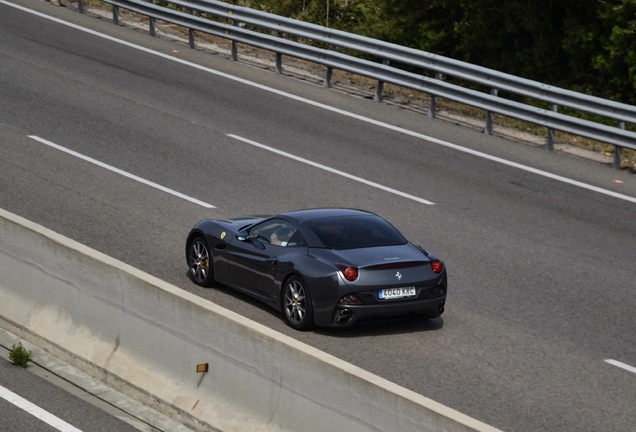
[228,134,435,205]
[28,136,215,208]
[0,384,84,432]
[5,0,636,205]
[605,359,636,375]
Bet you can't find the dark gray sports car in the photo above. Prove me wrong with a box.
[185,208,446,330]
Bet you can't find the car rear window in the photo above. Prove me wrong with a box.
[305,215,407,249]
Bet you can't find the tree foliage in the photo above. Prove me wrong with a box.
[589,0,636,102]
[233,0,636,105]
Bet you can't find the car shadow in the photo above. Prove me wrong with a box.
[314,316,445,338]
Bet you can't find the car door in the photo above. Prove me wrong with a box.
[226,219,294,299]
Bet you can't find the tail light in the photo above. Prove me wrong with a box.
[431,259,443,274]
[336,263,359,281]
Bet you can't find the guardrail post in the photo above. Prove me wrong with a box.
[188,8,195,49]
[149,0,156,37]
[374,59,390,102]
[429,73,442,119]
[324,66,333,88]
[614,121,625,169]
[546,104,558,151]
[112,5,119,25]
[231,21,239,61]
[485,88,498,135]
[276,32,283,74]
[614,146,622,169]
[324,45,338,88]
[374,81,383,101]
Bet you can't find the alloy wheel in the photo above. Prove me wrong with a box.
[188,238,212,285]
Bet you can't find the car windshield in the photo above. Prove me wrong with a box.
[305,215,407,249]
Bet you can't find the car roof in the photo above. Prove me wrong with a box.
[278,208,376,223]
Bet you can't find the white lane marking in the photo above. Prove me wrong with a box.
[5,0,636,205]
[28,136,215,208]
[0,384,84,432]
[605,359,636,375]
[228,134,435,205]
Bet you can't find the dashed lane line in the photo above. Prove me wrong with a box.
[605,359,636,375]
[228,134,435,205]
[29,136,216,209]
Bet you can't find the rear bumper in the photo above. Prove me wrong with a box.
[317,296,446,327]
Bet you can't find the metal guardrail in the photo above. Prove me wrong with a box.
[80,0,636,169]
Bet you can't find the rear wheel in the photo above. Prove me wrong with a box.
[282,276,314,331]
[187,236,214,287]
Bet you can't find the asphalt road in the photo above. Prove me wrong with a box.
[0,347,145,432]
[1,1,635,431]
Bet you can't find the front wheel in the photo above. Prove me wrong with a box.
[282,276,314,331]
[187,236,214,287]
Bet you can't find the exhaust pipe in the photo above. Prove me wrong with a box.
[335,308,352,324]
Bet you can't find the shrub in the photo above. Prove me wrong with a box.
[9,342,32,368]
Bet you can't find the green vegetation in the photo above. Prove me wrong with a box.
[234,0,636,106]
[9,342,32,368]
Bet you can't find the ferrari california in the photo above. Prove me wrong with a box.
[185,208,446,330]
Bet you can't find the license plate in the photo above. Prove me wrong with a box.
[378,287,416,300]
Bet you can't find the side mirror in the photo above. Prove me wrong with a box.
[237,230,248,241]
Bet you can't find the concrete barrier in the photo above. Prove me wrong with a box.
[0,208,501,432]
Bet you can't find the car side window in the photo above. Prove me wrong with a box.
[250,219,301,247]
[249,219,283,243]
[285,230,307,247]
[269,221,298,247]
